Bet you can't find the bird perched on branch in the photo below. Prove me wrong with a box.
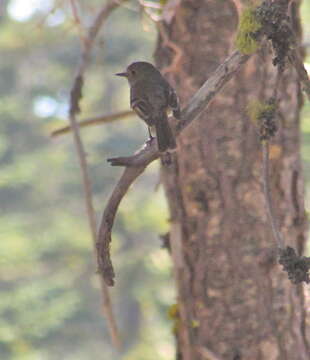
[116,61,181,153]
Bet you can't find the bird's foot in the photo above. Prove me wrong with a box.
[161,151,172,166]
[146,136,155,147]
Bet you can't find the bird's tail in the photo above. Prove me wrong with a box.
[154,113,176,152]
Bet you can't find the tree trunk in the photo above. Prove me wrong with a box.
[155,1,309,359]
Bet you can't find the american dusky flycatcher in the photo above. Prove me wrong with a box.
[116,61,181,152]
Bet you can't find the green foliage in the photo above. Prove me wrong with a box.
[236,6,262,55]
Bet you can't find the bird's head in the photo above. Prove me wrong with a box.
[115,61,159,85]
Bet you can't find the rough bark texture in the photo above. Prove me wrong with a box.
[155,1,309,359]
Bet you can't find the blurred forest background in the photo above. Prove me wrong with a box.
[0,1,309,359]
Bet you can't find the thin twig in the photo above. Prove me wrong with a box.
[97,50,251,286]
[51,110,134,137]
[289,50,310,101]
[69,0,87,44]
[197,346,225,360]
[262,141,284,249]
[157,21,183,75]
[139,0,162,9]
[67,0,127,349]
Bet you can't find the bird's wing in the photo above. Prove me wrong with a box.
[168,86,181,119]
[130,85,153,123]
[131,96,152,120]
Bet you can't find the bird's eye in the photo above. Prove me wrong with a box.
[131,70,136,75]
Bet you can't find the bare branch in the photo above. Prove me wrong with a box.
[177,50,250,133]
[51,110,134,137]
[69,0,86,44]
[97,50,251,286]
[107,138,159,166]
[108,50,249,168]
[261,140,310,284]
[97,165,148,286]
[289,50,310,101]
[77,1,127,76]
[262,141,284,249]
[96,1,308,287]
[139,0,162,9]
[197,346,225,360]
[157,21,184,75]
[67,0,127,349]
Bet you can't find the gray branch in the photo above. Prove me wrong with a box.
[97,50,250,286]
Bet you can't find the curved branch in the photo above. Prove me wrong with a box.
[107,138,159,166]
[67,0,127,349]
[96,0,310,288]
[97,50,251,286]
[51,110,134,137]
[97,165,147,286]
[107,51,249,168]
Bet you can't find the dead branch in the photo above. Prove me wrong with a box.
[139,0,162,9]
[51,110,134,137]
[97,50,250,286]
[262,142,310,284]
[197,346,225,360]
[97,1,309,287]
[289,50,310,101]
[67,0,127,349]
[97,164,149,286]
[176,51,250,133]
[69,0,86,44]
[108,51,249,168]
[157,21,184,75]
[252,0,310,285]
[262,141,285,249]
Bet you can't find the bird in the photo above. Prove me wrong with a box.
[116,61,181,152]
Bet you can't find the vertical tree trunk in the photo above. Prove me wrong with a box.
[155,1,309,359]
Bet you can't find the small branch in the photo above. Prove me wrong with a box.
[97,165,148,286]
[67,0,127,349]
[108,138,159,166]
[262,141,285,249]
[36,0,62,28]
[108,51,249,168]
[197,346,225,360]
[139,0,162,9]
[69,0,86,44]
[51,110,134,137]
[78,1,127,73]
[261,136,310,283]
[177,50,250,133]
[254,1,310,284]
[289,50,310,101]
[157,21,184,75]
[97,50,251,285]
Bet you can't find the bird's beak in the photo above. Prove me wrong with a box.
[115,72,127,77]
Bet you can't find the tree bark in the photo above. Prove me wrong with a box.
[155,1,309,359]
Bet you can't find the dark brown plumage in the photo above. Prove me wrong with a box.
[116,61,181,152]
